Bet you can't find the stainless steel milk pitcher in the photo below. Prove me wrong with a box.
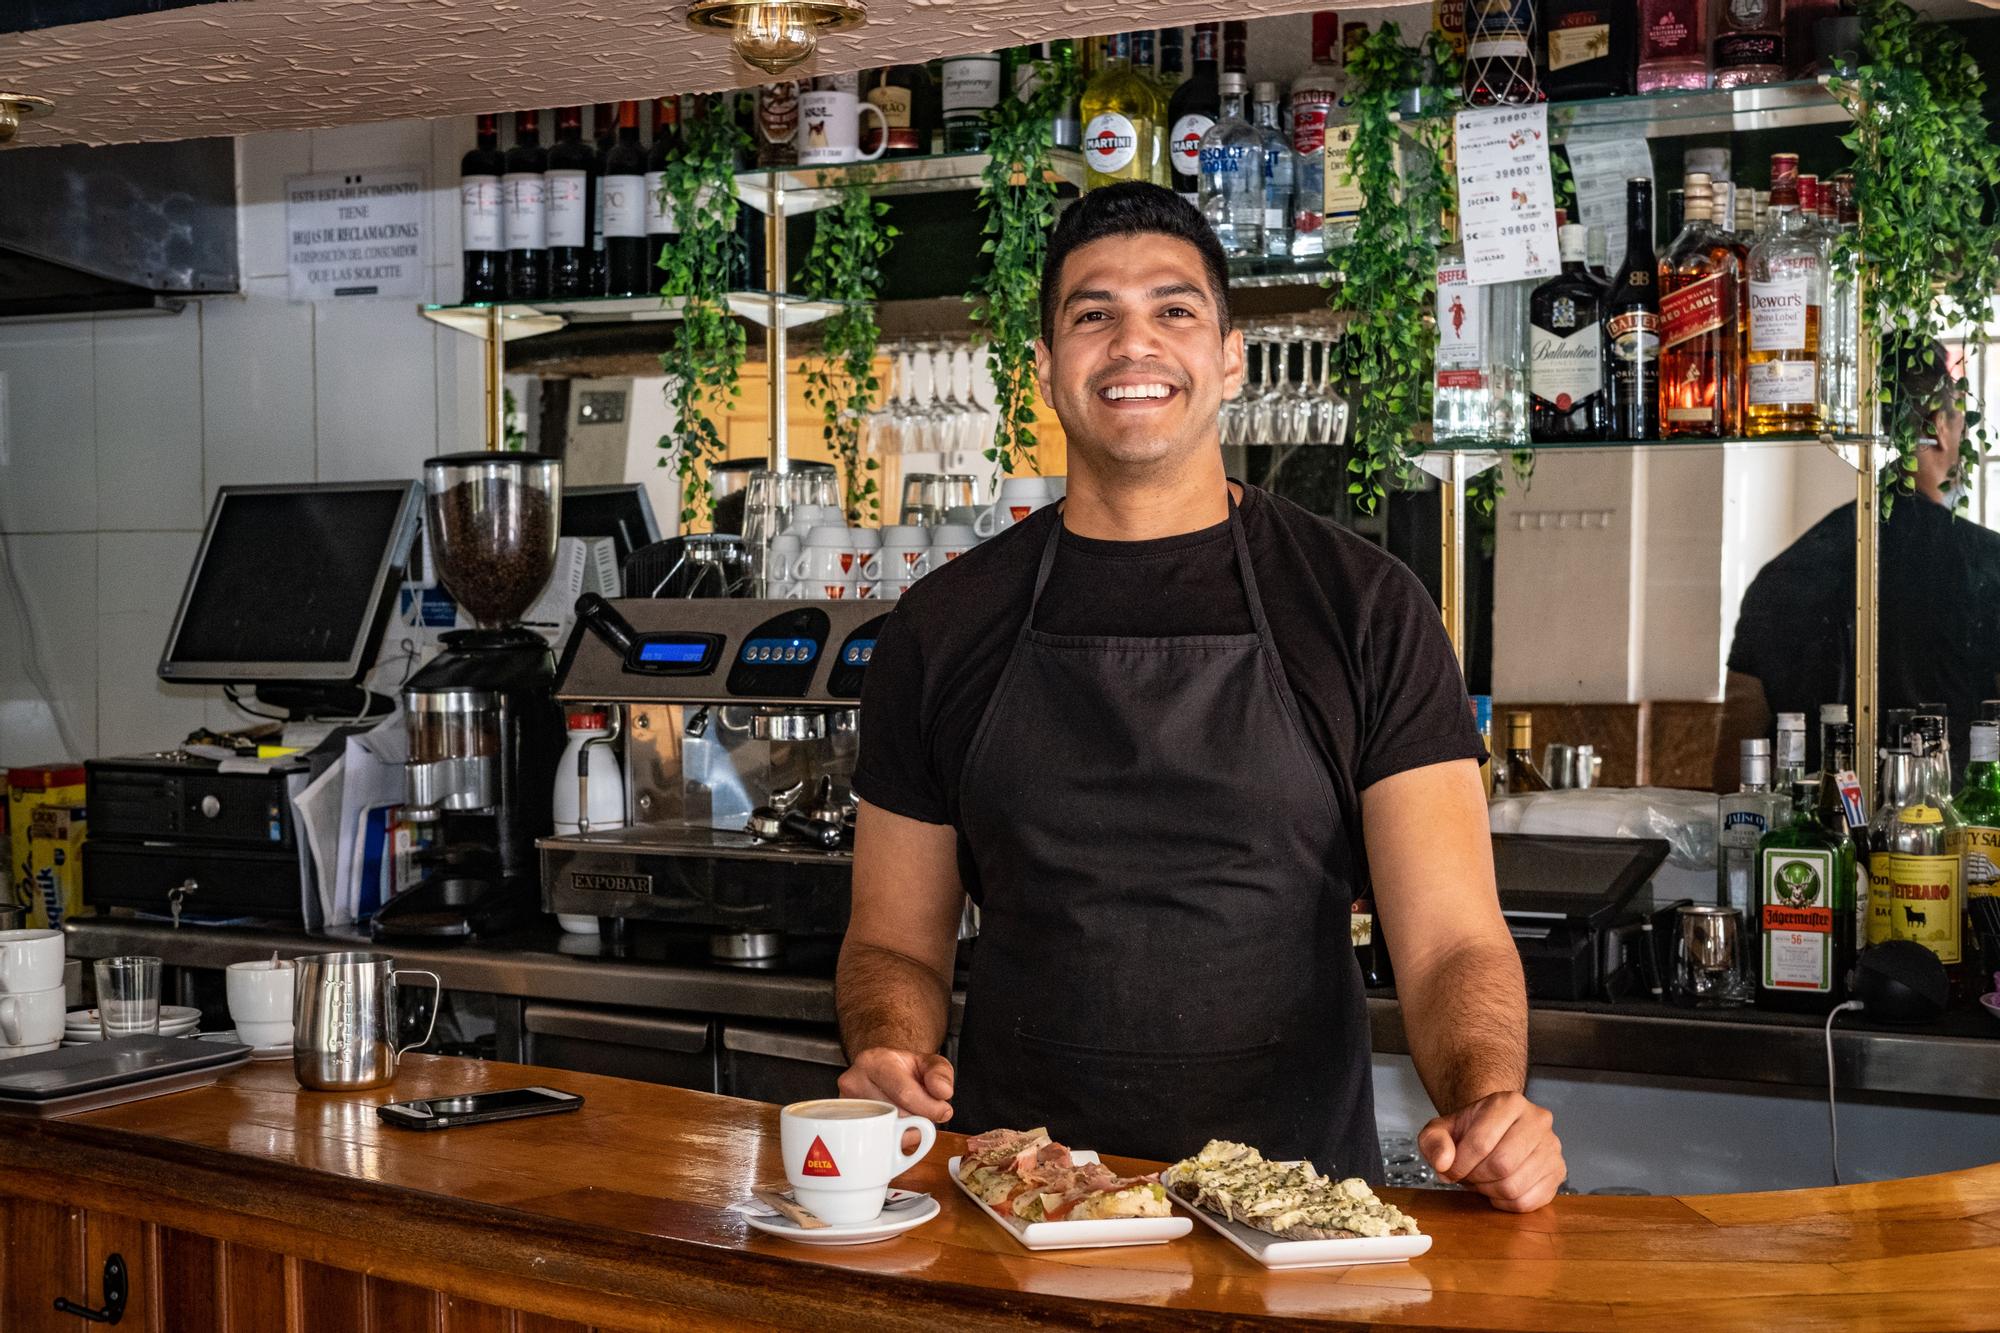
[293,951,440,1091]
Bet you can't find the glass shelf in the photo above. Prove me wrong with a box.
[1228,255,1340,289]
[1419,431,1883,474]
[419,291,851,341]
[735,149,1085,217]
[1395,78,1853,143]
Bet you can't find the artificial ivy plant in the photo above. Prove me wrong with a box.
[657,95,751,527]
[797,178,897,523]
[1329,26,1463,514]
[972,45,1082,477]
[1837,0,2000,512]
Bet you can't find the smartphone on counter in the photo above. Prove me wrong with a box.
[377,1087,583,1130]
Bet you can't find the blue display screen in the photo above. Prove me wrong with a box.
[639,640,709,665]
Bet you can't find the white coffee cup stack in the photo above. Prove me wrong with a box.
[0,929,65,1059]
[226,958,297,1052]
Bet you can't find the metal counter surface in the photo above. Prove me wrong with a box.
[64,917,2000,1102]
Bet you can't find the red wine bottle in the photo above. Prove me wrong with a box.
[459,114,505,304]
[502,110,548,301]
[601,101,650,297]
[591,103,616,295]
[645,97,682,283]
[546,106,595,298]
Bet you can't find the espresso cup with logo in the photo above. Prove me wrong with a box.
[0,928,64,994]
[873,526,932,580]
[791,526,862,583]
[796,90,888,167]
[973,477,1056,539]
[780,1097,937,1225]
[929,524,977,564]
[226,958,296,1050]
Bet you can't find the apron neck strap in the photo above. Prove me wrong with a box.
[1031,486,1269,633]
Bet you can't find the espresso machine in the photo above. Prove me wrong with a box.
[373,453,567,939]
[539,594,887,959]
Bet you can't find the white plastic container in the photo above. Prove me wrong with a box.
[552,710,625,935]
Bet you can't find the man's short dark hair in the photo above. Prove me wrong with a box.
[1039,182,1232,345]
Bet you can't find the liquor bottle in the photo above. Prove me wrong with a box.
[942,52,1003,152]
[1080,33,1164,190]
[1955,721,2000,988]
[1436,0,1469,60]
[1686,146,1734,235]
[601,101,650,298]
[1130,29,1168,185]
[756,81,802,167]
[1787,0,1841,77]
[644,97,681,283]
[545,106,595,299]
[1529,223,1609,443]
[1660,172,1742,438]
[460,114,506,304]
[1868,722,1917,946]
[1252,82,1296,260]
[1745,153,1824,436]
[1775,711,1808,791]
[1465,0,1541,106]
[1586,225,1612,286]
[1009,42,1081,148]
[592,104,616,295]
[1541,0,1635,100]
[1822,174,1860,434]
[862,63,936,157]
[1502,712,1552,794]
[1664,188,1685,242]
[1604,177,1661,440]
[1885,717,1968,987]
[1167,23,1221,204]
[1198,73,1264,259]
[1720,738,1790,918]
[1636,0,1711,92]
[1159,27,1187,94]
[1756,709,1857,1012]
[1713,0,1786,88]
[502,110,548,301]
[1435,234,1533,447]
[1289,13,1346,266]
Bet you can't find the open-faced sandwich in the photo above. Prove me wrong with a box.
[957,1127,1172,1223]
[1164,1139,1420,1240]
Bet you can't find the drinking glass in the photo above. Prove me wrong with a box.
[95,955,162,1039]
[900,472,944,526]
[742,470,788,595]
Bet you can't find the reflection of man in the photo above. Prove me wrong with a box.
[1717,342,2000,788]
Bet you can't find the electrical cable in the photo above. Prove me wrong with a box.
[1824,999,1866,1185]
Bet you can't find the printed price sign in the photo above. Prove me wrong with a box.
[1452,104,1559,286]
[286,167,428,301]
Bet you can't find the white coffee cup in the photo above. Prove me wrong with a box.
[0,1041,57,1060]
[929,524,977,564]
[0,985,65,1047]
[792,527,863,583]
[0,929,63,994]
[797,90,888,167]
[765,532,802,598]
[783,504,844,540]
[973,477,1056,538]
[226,958,296,1050]
[872,526,933,580]
[780,1096,936,1225]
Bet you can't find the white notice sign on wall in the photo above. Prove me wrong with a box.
[286,168,427,301]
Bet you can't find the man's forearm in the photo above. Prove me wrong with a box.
[836,940,952,1058]
[1396,938,1529,1115]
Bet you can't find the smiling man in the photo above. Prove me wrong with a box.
[836,183,1565,1211]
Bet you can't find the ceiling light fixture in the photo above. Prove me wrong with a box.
[0,93,54,146]
[686,0,866,75]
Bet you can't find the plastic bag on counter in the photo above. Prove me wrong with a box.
[1489,788,1718,872]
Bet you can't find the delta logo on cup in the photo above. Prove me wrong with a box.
[780,1097,936,1225]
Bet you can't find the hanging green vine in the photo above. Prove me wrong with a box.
[657,95,751,527]
[798,177,897,523]
[1835,0,2000,514]
[1330,26,1462,514]
[972,45,1082,476]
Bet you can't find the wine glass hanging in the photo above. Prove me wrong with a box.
[1464,0,1544,107]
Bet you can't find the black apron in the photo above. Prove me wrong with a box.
[950,495,1381,1182]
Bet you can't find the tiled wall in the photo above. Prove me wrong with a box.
[0,117,484,767]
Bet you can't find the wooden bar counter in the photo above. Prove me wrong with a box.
[3,1055,1998,1331]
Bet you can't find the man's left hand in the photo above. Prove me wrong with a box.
[1418,1091,1565,1213]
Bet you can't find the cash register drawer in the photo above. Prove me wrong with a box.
[83,841,305,920]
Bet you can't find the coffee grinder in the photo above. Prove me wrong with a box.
[372,453,567,939]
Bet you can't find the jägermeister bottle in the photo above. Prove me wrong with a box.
[1953,721,2000,996]
[1756,713,1857,1012]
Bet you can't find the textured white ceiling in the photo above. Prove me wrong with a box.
[0,0,1421,147]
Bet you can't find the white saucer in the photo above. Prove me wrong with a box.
[194,1032,291,1061]
[737,1189,939,1246]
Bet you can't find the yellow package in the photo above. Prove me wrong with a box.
[7,765,88,929]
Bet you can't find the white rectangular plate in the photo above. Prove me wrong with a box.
[948,1151,1192,1251]
[1168,1183,1433,1270]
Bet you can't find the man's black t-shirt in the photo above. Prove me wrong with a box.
[1728,495,2000,773]
[853,483,1486,889]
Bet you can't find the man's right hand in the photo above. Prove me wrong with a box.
[838,1047,955,1123]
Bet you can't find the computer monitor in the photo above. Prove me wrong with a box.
[158,481,422,686]
[561,483,662,566]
